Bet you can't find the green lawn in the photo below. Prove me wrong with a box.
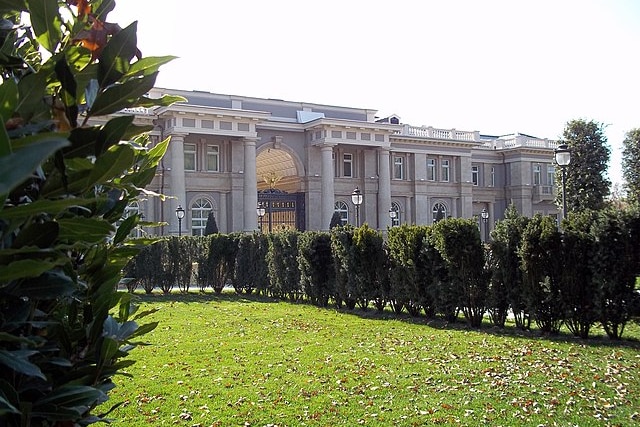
[108,292,640,426]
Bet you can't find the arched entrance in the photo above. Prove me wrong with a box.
[256,145,305,231]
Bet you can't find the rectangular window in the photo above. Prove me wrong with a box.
[547,165,555,186]
[533,164,541,185]
[343,153,353,177]
[182,118,196,127]
[441,159,450,182]
[393,156,404,180]
[201,120,214,129]
[184,143,196,171]
[427,158,436,181]
[206,145,219,172]
[471,165,479,186]
[490,166,495,187]
[220,121,232,130]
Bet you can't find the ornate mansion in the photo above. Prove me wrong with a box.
[127,88,560,239]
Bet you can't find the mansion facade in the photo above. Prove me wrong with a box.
[128,88,560,239]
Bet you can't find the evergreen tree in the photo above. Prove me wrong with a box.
[204,210,219,235]
[558,119,611,212]
[330,211,343,228]
[622,128,640,205]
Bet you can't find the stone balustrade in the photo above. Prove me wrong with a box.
[397,126,559,150]
[482,134,560,150]
[398,125,480,141]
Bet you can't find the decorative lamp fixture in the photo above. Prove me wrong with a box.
[175,205,185,236]
[351,187,363,226]
[554,143,571,219]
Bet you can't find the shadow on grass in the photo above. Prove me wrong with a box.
[338,304,640,350]
[127,289,640,350]
[129,288,278,305]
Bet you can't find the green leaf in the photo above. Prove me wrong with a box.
[27,0,62,52]
[0,395,20,416]
[16,71,50,120]
[11,220,59,249]
[0,197,94,220]
[0,135,69,194]
[113,213,137,245]
[87,143,135,187]
[0,350,46,380]
[0,80,18,149]
[93,0,116,22]
[96,115,134,156]
[0,0,28,12]
[12,269,76,298]
[57,217,114,243]
[88,72,158,117]
[137,94,186,108]
[0,259,66,282]
[122,123,154,141]
[34,385,105,409]
[65,126,100,158]
[129,321,157,339]
[98,337,119,364]
[98,22,137,88]
[54,56,77,108]
[125,55,177,78]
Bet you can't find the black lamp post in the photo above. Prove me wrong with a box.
[175,204,185,236]
[481,207,489,242]
[389,205,397,227]
[351,187,363,227]
[554,144,571,219]
[257,202,266,232]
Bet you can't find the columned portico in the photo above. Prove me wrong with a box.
[169,133,187,234]
[377,148,392,230]
[243,137,259,232]
[320,144,335,230]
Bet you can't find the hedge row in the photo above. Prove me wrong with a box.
[124,206,640,339]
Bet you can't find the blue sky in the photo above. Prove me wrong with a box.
[111,0,640,188]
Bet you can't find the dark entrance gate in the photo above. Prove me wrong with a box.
[257,189,305,232]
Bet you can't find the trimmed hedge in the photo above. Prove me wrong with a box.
[125,207,640,339]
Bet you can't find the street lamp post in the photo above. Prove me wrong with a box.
[554,144,571,220]
[175,205,185,237]
[480,207,489,242]
[389,205,397,227]
[351,187,363,227]
[257,202,266,232]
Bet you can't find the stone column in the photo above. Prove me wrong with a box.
[320,144,335,230]
[377,148,392,230]
[219,193,228,234]
[169,133,187,235]
[243,137,259,232]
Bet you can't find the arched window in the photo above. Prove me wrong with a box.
[334,201,349,226]
[191,198,213,236]
[432,202,447,223]
[391,201,401,227]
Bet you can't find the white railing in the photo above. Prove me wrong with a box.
[482,134,559,150]
[396,126,559,149]
[398,125,480,142]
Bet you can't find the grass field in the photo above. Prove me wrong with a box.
[107,292,640,426]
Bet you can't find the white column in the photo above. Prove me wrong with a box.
[243,138,258,232]
[169,133,187,235]
[219,192,227,234]
[320,144,335,230]
[377,148,392,230]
